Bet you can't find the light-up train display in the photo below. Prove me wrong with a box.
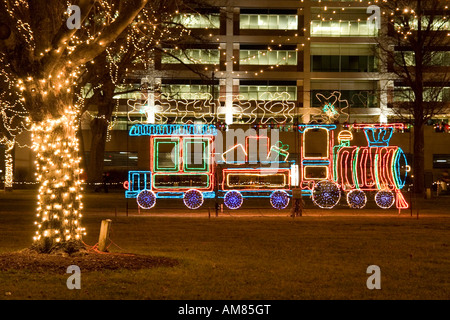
[124,123,410,211]
[299,123,409,210]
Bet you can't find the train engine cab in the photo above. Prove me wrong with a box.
[298,124,340,209]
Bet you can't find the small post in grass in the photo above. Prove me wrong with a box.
[291,188,303,218]
[98,219,112,252]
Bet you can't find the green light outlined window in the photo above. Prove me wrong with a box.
[183,138,210,172]
[154,138,180,172]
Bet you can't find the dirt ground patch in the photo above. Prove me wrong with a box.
[0,249,179,273]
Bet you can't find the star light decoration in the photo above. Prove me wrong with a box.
[313,91,350,124]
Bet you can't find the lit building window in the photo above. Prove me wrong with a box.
[311,20,379,37]
[311,8,378,37]
[240,13,298,30]
[429,52,450,66]
[396,17,450,31]
[239,82,297,101]
[240,49,297,66]
[82,83,142,100]
[433,155,450,168]
[433,154,450,169]
[311,90,378,108]
[111,116,146,130]
[394,87,450,103]
[113,84,141,100]
[161,49,220,65]
[172,13,220,29]
[85,151,138,167]
[395,51,450,67]
[161,82,219,100]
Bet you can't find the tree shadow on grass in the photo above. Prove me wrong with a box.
[0,249,179,273]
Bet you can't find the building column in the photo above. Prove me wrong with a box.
[379,79,392,123]
[301,4,311,124]
[224,6,236,124]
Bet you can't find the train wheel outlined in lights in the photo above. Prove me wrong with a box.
[312,180,341,209]
[224,190,244,210]
[346,190,367,209]
[374,190,395,209]
[270,190,290,210]
[136,190,156,209]
[183,189,204,209]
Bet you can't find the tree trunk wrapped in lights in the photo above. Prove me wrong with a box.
[31,109,86,253]
[0,0,153,253]
[0,0,211,253]
[4,139,14,190]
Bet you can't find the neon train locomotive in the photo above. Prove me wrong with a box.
[124,123,410,211]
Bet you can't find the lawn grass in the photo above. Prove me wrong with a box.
[0,202,449,300]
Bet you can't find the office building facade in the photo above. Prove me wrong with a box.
[6,0,450,186]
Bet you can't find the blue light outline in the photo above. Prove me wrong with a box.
[217,189,293,199]
[362,127,394,147]
[297,124,337,133]
[129,124,218,136]
[393,147,408,190]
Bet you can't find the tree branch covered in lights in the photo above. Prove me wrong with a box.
[373,0,450,194]
[77,0,214,185]
[0,0,165,253]
[0,32,29,191]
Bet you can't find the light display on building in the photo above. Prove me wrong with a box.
[127,91,296,126]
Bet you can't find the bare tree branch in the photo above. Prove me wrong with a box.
[67,0,149,67]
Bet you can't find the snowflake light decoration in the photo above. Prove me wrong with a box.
[313,91,350,124]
